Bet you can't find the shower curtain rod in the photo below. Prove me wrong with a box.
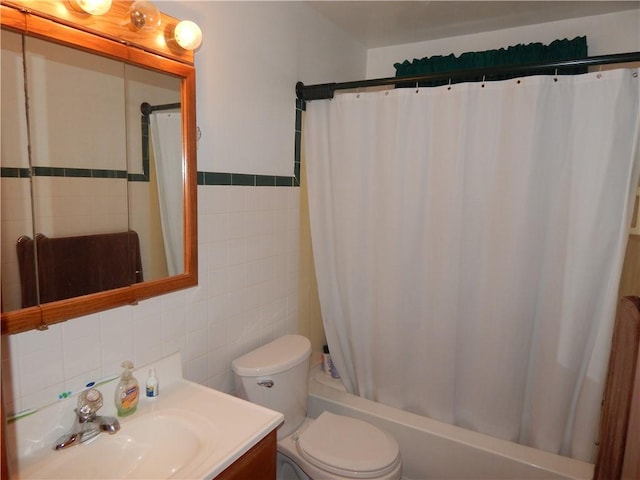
[296,51,640,101]
[140,102,181,116]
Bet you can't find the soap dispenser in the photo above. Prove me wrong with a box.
[114,360,139,417]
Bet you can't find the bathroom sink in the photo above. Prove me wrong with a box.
[20,409,218,479]
[11,353,283,480]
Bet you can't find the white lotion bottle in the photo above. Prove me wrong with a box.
[146,368,159,398]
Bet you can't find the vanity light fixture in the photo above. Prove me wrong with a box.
[129,1,161,32]
[174,20,203,51]
[69,0,112,15]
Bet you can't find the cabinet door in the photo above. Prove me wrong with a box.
[215,429,277,480]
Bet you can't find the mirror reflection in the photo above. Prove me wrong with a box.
[125,62,183,278]
[1,29,33,312]
[0,30,183,313]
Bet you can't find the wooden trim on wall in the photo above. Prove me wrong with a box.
[2,382,9,480]
[594,296,640,480]
[630,187,640,235]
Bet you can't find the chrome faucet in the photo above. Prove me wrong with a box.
[53,388,120,450]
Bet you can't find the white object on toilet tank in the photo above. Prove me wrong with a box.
[232,335,312,439]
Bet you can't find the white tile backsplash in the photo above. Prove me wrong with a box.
[244,284,262,312]
[208,293,229,326]
[228,211,246,239]
[209,268,228,297]
[100,310,134,376]
[133,312,163,367]
[18,345,64,398]
[186,299,209,333]
[246,211,263,237]
[227,263,247,292]
[61,313,100,340]
[63,366,102,394]
[186,352,209,383]
[61,332,101,380]
[227,237,246,266]
[227,187,246,213]
[208,240,228,269]
[208,188,228,214]
[208,213,229,242]
[161,305,187,340]
[207,344,228,380]
[15,323,63,353]
[4,185,300,416]
[186,327,209,361]
[208,317,228,351]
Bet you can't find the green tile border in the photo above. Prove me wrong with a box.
[131,113,151,183]
[2,166,298,186]
[2,167,297,187]
[0,166,129,179]
[196,99,302,187]
[197,172,296,187]
[0,167,30,178]
[2,101,304,188]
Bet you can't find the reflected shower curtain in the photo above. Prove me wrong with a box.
[150,112,184,276]
[304,69,640,461]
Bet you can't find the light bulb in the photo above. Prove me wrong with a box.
[174,20,202,51]
[70,0,112,15]
[129,1,161,32]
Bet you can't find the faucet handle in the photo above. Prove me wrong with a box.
[77,388,103,420]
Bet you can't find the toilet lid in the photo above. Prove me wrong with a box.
[296,412,400,479]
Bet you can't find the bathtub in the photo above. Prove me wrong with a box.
[306,365,594,480]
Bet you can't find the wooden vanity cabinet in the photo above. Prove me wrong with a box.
[215,429,277,480]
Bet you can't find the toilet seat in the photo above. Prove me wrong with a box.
[296,412,401,479]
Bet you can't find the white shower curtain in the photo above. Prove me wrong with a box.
[150,112,184,276]
[304,69,640,461]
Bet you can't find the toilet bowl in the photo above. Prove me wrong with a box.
[278,414,402,480]
[232,335,402,480]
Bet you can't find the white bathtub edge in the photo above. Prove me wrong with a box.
[308,369,594,480]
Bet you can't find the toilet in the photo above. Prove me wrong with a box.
[232,335,402,480]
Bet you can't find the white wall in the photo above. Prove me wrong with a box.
[367,9,640,79]
[2,1,366,416]
[2,186,301,412]
[9,3,636,420]
[160,1,366,176]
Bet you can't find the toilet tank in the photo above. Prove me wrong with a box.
[232,335,312,438]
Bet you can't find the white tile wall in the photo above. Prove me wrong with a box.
[32,177,129,237]
[3,185,300,416]
[1,178,34,312]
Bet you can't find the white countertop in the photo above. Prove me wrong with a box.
[8,352,283,479]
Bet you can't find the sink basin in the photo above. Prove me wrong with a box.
[11,353,284,480]
[20,409,218,479]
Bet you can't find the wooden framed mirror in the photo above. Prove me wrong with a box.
[0,0,198,335]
